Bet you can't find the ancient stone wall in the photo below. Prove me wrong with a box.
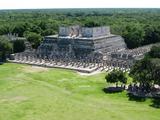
[59,25,81,37]
[81,27,93,37]
[92,26,110,37]
[59,27,70,36]
[81,26,110,37]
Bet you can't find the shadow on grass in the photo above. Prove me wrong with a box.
[150,98,160,109]
[127,92,146,102]
[103,87,124,94]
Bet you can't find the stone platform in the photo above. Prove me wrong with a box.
[9,60,99,73]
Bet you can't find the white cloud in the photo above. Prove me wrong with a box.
[0,0,160,9]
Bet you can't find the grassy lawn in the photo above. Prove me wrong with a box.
[0,63,159,120]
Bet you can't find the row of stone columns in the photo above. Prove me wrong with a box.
[14,52,131,72]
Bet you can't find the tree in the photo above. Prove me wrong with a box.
[151,59,160,86]
[30,25,42,34]
[130,45,160,91]
[148,45,160,86]
[83,20,101,27]
[25,32,42,49]
[122,24,145,49]
[148,45,160,58]
[12,23,27,37]
[105,69,127,87]
[42,29,56,36]
[143,25,160,45]
[143,25,155,45]
[130,58,153,87]
[130,58,160,92]
[12,40,25,53]
[0,36,12,61]
[0,24,13,35]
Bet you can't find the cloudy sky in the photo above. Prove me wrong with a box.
[0,0,160,9]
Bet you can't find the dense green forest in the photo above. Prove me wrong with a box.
[0,8,160,59]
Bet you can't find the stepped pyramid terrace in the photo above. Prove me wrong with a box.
[9,25,153,73]
[37,25,126,57]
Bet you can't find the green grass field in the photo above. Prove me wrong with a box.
[0,63,159,120]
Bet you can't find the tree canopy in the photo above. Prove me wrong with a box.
[0,36,12,61]
[12,40,25,53]
[148,45,160,58]
[25,32,42,49]
[0,9,160,50]
[105,69,127,87]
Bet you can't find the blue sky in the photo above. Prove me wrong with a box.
[0,0,160,9]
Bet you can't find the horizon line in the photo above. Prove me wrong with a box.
[0,8,160,10]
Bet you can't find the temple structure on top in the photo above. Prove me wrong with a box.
[37,25,126,58]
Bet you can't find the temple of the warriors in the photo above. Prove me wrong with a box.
[9,25,154,73]
[37,25,126,58]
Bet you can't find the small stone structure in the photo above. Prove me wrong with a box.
[6,33,32,51]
